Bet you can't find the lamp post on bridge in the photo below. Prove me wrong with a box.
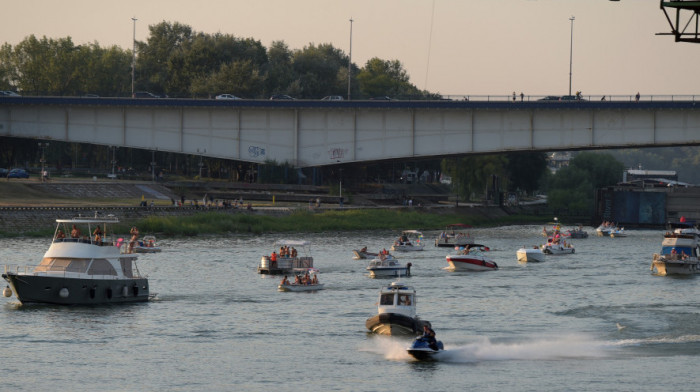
[131,16,137,98]
[568,15,575,96]
[347,17,353,101]
[38,142,49,182]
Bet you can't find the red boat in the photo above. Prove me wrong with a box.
[446,244,498,271]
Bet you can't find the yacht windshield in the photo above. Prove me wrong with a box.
[34,258,91,273]
[380,293,394,306]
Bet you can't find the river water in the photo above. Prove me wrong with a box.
[0,225,698,391]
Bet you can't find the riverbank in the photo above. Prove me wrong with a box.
[0,180,552,236]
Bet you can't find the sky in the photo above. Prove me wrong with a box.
[3,0,699,97]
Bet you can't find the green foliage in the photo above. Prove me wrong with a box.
[547,152,623,214]
[506,152,548,194]
[441,154,508,202]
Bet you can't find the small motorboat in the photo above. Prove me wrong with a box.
[365,281,431,336]
[446,244,498,271]
[609,228,627,238]
[406,336,445,361]
[132,235,162,253]
[516,246,545,263]
[391,230,425,252]
[366,255,412,278]
[434,224,474,247]
[565,225,589,239]
[278,269,324,291]
[541,240,575,255]
[352,248,379,260]
[651,220,700,275]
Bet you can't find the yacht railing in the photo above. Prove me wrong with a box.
[3,264,144,279]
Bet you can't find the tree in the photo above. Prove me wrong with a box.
[506,151,549,195]
[548,152,624,214]
[292,43,348,99]
[442,154,508,202]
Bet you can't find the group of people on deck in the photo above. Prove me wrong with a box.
[54,224,106,244]
[280,271,318,286]
[277,245,298,258]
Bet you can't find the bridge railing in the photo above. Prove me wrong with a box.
[440,94,699,102]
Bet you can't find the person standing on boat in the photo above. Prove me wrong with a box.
[128,226,139,253]
[270,251,278,268]
[93,226,103,244]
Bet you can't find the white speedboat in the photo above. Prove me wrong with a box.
[651,221,700,275]
[517,247,546,263]
[258,240,314,275]
[2,214,151,305]
[365,281,431,336]
[541,240,575,255]
[391,230,425,252]
[132,235,162,253]
[609,228,627,238]
[596,223,619,237]
[352,248,379,260]
[434,224,474,247]
[446,244,498,271]
[366,255,412,278]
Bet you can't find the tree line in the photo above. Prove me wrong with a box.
[0,21,439,100]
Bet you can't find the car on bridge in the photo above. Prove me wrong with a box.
[0,90,21,97]
[133,91,159,98]
[7,168,29,178]
[321,95,343,101]
[215,94,242,100]
[270,94,295,100]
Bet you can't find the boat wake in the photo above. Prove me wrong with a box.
[362,334,608,362]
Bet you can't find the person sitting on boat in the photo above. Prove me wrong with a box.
[294,275,301,284]
[55,229,66,240]
[422,325,438,350]
[311,274,318,285]
[304,272,311,285]
[291,247,298,258]
[361,246,368,253]
[280,275,290,286]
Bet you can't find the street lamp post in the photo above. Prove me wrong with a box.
[568,16,575,96]
[110,146,118,178]
[347,18,353,101]
[197,148,206,179]
[150,150,156,182]
[131,16,137,98]
[38,142,49,182]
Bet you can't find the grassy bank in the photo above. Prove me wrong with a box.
[134,209,551,236]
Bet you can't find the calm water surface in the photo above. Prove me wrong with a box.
[1,226,698,391]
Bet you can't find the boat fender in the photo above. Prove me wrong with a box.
[59,287,69,298]
[133,285,139,297]
[571,248,575,253]
[89,287,96,299]
[122,286,129,297]
[106,287,113,299]
[407,262,412,276]
[3,286,12,297]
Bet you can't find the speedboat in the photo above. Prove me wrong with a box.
[609,228,627,238]
[1,214,151,305]
[541,240,575,255]
[406,336,445,361]
[278,269,324,292]
[651,220,700,275]
[446,244,498,271]
[258,239,314,275]
[365,281,431,336]
[516,246,546,263]
[565,225,589,239]
[132,235,162,253]
[596,222,619,237]
[391,230,425,252]
[434,224,474,247]
[352,248,379,260]
[366,255,412,278]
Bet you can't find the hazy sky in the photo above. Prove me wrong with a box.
[3,0,699,97]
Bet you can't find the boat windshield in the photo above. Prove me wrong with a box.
[34,257,91,273]
[380,293,394,305]
[661,246,694,256]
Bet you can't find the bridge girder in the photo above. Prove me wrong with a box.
[659,1,700,43]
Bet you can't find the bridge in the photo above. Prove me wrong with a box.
[1,96,699,168]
